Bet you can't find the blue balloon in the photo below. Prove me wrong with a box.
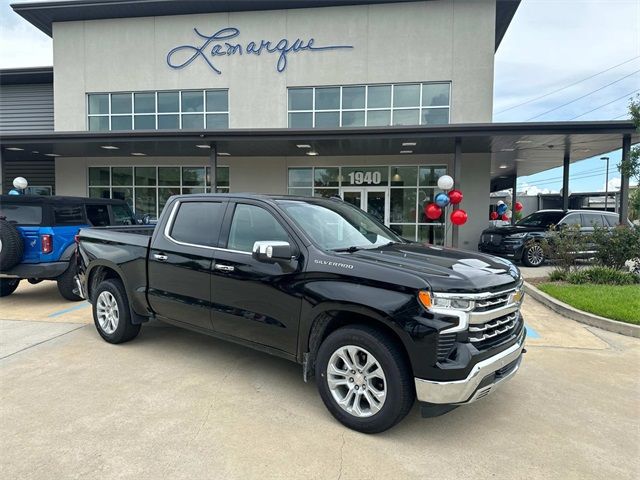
[8,189,21,195]
[435,192,450,207]
[497,203,508,215]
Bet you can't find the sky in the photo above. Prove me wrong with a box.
[0,0,639,195]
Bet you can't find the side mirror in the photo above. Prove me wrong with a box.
[252,241,292,263]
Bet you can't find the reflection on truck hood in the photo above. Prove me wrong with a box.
[342,242,521,293]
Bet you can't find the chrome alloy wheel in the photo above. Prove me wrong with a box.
[327,345,387,418]
[96,291,119,334]
[526,244,545,266]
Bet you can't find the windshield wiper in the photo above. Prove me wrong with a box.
[333,246,362,253]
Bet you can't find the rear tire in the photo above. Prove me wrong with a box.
[0,278,20,297]
[522,243,545,267]
[92,279,140,344]
[0,219,24,270]
[315,325,415,433]
[57,264,83,301]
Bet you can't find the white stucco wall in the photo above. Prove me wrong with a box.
[52,0,496,131]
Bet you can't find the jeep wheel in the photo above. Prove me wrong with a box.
[57,265,83,301]
[92,279,140,344]
[0,278,20,297]
[315,325,414,433]
[522,243,545,267]
[0,219,24,270]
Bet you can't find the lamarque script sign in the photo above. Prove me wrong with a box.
[166,27,353,75]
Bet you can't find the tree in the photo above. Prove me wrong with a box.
[621,95,640,181]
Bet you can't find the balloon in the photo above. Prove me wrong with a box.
[8,189,21,195]
[451,209,468,226]
[425,203,442,220]
[490,211,498,220]
[497,203,508,215]
[448,189,463,205]
[501,214,509,221]
[496,200,505,206]
[434,192,450,207]
[505,209,513,218]
[514,201,523,212]
[13,177,28,190]
[437,175,454,191]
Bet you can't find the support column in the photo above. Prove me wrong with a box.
[452,137,462,248]
[620,134,631,223]
[562,151,570,211]
[511,174,517,225]
[209,143,218,192]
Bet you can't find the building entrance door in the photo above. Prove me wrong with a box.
[341,187,389,225]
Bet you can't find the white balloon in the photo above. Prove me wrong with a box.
[505,209,513,218]
[13,177,28,190]
[437,175,454,190]
[496,200,505,206]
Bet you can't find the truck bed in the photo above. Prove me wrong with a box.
[79,225,154,248]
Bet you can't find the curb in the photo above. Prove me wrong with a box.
[523,281,640,338]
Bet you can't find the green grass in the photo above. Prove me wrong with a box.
[538,283,640,324]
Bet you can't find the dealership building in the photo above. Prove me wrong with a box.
[1,0,637,250]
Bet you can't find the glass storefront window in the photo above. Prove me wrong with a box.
[89,166,229,219]
[287,82,450,128]
[287,165,447,244]
[87,89,228,131]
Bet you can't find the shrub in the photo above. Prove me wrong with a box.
[566,266,639,285]
[591,225,640,269]
[539,224,586,274]
[549,270,567,282]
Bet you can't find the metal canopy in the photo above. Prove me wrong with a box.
[11,0,519,50]
[1,121,637,187]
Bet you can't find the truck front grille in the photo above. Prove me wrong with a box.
[473,293,510,312]
[468,313,519,346]
[481,233,502,246]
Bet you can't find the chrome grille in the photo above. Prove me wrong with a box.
[481,233,502,246]
[468,313,519,344]
[473,293,510,312]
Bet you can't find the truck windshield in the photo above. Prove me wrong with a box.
[277,199,402,251]
[112,204,136,225]
[516,211,565,227]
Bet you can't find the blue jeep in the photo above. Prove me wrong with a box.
[0,195,136,299]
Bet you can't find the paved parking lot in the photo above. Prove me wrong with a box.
[1,282,639,479]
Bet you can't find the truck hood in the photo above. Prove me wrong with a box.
[341,242,521,293]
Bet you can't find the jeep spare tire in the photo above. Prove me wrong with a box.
[0,219,24,270]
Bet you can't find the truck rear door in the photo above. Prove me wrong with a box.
[147,198,227,331]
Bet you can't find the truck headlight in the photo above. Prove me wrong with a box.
[419,291,473,311]
[506,232,528,239]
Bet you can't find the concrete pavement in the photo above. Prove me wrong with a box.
[1,289,639,479]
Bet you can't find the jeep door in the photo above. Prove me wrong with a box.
[209,201,303,354]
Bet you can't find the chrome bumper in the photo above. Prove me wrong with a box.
[415,332,525,405]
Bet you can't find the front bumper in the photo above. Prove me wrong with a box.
[0,261,69,280]
[478,241,525,260]
[415,329,526,404]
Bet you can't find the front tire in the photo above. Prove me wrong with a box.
[57,265,83,301]
[315,325,414,433]
[522,243,545,267]
[92,279,140,344]
[0,278,20,297]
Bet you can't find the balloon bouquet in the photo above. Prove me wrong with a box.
[490,200,523,223]
[423,175,467,242]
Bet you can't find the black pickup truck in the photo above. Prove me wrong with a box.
[76,194,526,433]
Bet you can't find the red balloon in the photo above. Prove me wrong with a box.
[425,203,442,220]
[448,189,463,205]
[490,211,498,220]
[451,209,468,226]
[502,214,509,221]
[514,201,523,212]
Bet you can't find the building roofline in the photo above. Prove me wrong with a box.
[0,66,53,85]
[12,0,519,51]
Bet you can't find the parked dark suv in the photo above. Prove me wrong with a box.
[478,209,629,267]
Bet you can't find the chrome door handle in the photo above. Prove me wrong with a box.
[153,253,168,262]
[214,264,235,272]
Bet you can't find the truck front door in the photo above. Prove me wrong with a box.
[148,199,227,331]
[209,201,302,354]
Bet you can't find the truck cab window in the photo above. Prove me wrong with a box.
[111,204,135,225]
[170,201,224,247]
[227,204,290,252]
[54,205,85,225]
[86,204,110,226]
